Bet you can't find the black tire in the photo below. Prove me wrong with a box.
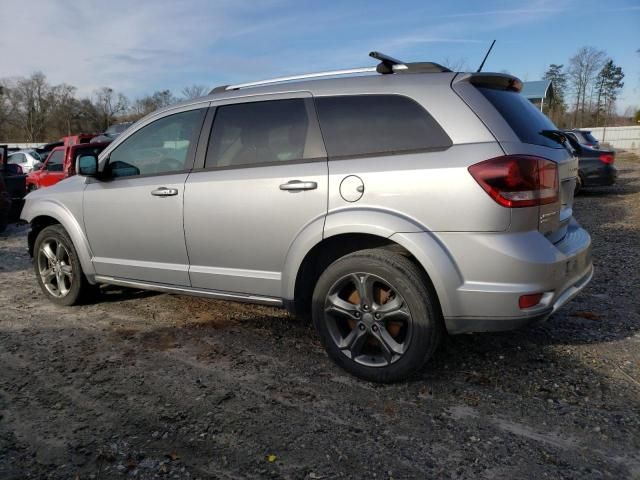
[312,249,443,383]
[33,224,95,306]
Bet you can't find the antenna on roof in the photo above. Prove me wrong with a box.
[476,40,496,73]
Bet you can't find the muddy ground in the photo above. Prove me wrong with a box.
[1,154,639,479]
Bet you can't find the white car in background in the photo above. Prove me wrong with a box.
[8,150,44,173]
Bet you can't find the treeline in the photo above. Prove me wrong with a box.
[0,73,209,143]
[542,46,632,128]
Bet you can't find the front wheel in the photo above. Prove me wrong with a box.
[312,249,443,383]
[33,225,95,306]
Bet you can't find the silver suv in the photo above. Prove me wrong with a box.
[22,53,593,382]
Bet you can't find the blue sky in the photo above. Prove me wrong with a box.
[1,0,638,112]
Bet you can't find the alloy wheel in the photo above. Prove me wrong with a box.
[324,272,413,367]
[37,237,73,298]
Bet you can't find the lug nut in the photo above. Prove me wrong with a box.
[374,313,380,319]
[358,324,366,331]
[372,324,379,332]
[354,312,361,318]
[363,304,369,311]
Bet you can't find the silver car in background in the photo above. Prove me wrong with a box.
[8,150,43,173]
[21,53,592,382]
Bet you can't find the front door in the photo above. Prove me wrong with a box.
[184,95,328,297]
[83,106,207,286]
[39,150,66,187]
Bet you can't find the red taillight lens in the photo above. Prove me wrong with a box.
[468,155,559,208]
[519,293,543,309]
[599,153,614,165]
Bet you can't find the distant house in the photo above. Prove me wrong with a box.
[522,80,554,111]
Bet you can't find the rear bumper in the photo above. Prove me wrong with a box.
[420,219,593,334]
[582,164,617,187]
[446,265,593,333]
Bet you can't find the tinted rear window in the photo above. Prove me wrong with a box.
[315,95,451,158]
[477,87,561,149]
[581,132,598,144]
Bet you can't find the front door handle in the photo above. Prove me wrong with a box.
[151,187,178,197]
[279,180,318,191]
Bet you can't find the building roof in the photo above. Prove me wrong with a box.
[521,80,553,100]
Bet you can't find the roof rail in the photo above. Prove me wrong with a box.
[210,51,451,94]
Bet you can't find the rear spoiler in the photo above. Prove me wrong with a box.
[453,72,523,93]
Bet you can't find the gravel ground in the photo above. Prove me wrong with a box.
[1,153,639,479]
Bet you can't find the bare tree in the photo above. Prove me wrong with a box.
[51,84,77,137]
[567,47,606,127]
[181,84,209,100]
[5,72,57,141]
[93,87,129,130]
[439,57,469,72]
[131,90,177,118]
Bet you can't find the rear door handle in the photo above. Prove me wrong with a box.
[279,180,318,191]
[151,187,178,197]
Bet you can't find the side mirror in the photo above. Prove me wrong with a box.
[77,154,99,177]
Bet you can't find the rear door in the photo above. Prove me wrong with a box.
[183,93,328,297]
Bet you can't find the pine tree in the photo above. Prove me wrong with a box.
[595,60,625,127]
[543,64,567,124]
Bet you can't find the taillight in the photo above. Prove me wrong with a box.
[599,153,614,165]
[468,155,559,208]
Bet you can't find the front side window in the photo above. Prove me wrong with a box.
[46,150,64,172]
[205,98,325,168]
[315,95,452,158]
[108,109,205,178]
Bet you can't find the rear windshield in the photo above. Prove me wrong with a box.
[477,87,561,149]
[581,132,598,144]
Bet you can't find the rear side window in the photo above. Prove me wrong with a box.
[315,95,451,159]
[477,87,560,149]
[206,98,325,168]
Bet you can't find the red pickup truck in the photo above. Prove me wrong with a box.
[27,142,109,191]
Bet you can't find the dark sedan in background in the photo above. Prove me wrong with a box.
[564,129,601,149]
[565,134,617,193]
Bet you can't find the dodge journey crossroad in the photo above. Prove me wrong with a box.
[21,53,593,382]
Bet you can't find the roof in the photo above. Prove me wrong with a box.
[521,80,553,100]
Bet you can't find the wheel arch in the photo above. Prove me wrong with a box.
[282,210,460,320]
[24,201,95,278]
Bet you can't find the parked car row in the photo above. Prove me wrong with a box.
[3,124,132,195]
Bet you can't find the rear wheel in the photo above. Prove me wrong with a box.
[33,225,95,306]
[312,249,442,383]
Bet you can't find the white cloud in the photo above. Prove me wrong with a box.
[0,0,287,97]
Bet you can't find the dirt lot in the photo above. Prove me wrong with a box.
[1,154,639,480]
